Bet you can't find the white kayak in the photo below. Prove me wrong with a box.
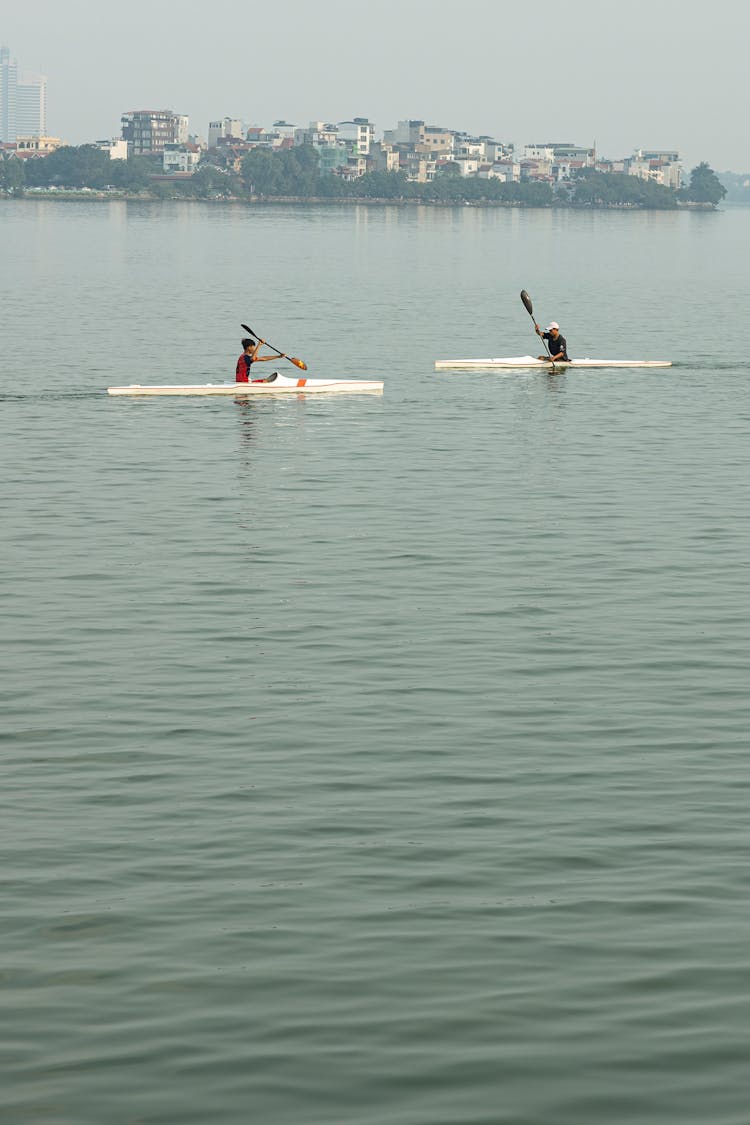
[435,355,671,370]
[108,374,384,396]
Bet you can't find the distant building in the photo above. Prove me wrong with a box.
[293,122,347,174]
[386,121,456,155]
[422,126,455,155]
[95,138,128,161]
[337,154,368,180]
[1,46,47,142]
[454,135,487,160]
[121,110,189,156]
[162,143,201,174]
[379,121,510,179]
[14,135,63,157]
[337,118,375,155]
[383,120,426,146]
[483,139,513,163]
[0,46,18,142]
[295,120,338,147]
[453,156,480,177]
[272,120,297,142]
[523,144,555,163]
[526,142,595,162]
[520,158,552,182]
[478,160,520,182]
[639,148,679,164]
[399,149,437,183]
[369,141,401,173]
[245,126,291,149]
[627,148,682,190]
[16,72,47,137]
[208,118,245,148]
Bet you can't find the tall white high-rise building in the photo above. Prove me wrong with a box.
[0,45,18,142]
[16,72,47,137]
[1,46,47,141]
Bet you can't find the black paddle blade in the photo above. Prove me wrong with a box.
[520,290,534,317]
[240,323,257,338]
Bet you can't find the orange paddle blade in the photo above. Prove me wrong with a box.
[289,357,307,371]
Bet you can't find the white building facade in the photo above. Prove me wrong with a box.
[0,46,17,141]
[0,47,47,141]
[208,118,245,148]
[95,138,128,160]
[337,119,375,155]
[162,143,201,173]
[16,72,47,137]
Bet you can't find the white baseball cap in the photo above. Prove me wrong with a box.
[546,322,559,331]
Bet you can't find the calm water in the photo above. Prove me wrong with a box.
[2,199,750,1124]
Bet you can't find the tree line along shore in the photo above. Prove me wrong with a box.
[0,144,728,209]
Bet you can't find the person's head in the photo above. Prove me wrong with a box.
[546,322,560,335]
[241,337,254,350]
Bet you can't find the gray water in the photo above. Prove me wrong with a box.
[2,199,750,1124]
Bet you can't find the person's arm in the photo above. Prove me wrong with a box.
[537,329,553,359]
[253,339,287,362]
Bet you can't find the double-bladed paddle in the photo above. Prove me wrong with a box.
[240,324,308,371]
[520,290,553,362]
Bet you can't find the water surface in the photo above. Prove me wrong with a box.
[2,200,750,1124]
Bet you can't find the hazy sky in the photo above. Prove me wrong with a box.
[4,0,748,170]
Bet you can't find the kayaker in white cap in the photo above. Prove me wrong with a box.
[536,321,569,363]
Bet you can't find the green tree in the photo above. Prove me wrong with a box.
[240,146,318,195]
[681,162,726,206]
[571,169,677,208]
[0,155,25,193]
[189,164,231,197]
[280,145,321,194]
[351,169,410,199]
[108,156,153,192]
[241,147,285,194]
[25,144,112,188]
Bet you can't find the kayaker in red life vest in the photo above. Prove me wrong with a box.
[235,337,283,383]
[535,321,569,362]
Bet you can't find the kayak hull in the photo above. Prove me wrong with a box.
[108,376,384,396]
[435,355,672,370]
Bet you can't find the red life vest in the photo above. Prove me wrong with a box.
[236,354,253,383]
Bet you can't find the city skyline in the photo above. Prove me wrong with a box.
[3,0,749,171]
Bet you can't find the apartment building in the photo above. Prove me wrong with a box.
[337,119,375,155]
[121,110,189,156]
[208,118,245,148]
[162,143,201,174]
[628,149,682,190]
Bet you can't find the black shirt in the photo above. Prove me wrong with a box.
[543,332,569,360]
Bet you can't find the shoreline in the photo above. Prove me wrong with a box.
[0,190,718,211]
